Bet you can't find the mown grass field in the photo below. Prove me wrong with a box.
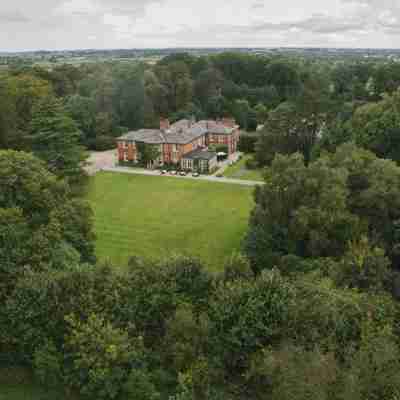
[86,172,254,271]
[223,154,264,181]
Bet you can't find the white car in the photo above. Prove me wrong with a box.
[170,170,177,175]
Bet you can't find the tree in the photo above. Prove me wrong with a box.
[114,65,145,130]
[329,143,400,269]
[8,74,52,133]
[29,96,87,182]
[245,152,360,272]
[208,270,293,372]
[194,68,223,109]
[136,142,161,167]
[350,90,400,163]
[0,150,95,301]
[64,313,147,399]
[65,94,96,141]
[265,60,301,100]
[255,101,322,166]
[0,80,17,149]
[254,103,268,125]
[155,62,193,113]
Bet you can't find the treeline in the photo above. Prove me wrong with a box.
[2,146,400,399]
[3,52,400,158]
[3,52,400,398]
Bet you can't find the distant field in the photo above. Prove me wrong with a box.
[86,172,254,271]
[223,154,264,181]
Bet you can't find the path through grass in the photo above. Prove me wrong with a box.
[223,154,264,181]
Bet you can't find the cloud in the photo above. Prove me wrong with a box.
[2,0,400,50]
[0,10,30,23]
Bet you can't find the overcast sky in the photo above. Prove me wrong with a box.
[2,0,400,51]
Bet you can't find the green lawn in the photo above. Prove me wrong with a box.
[87,172,254,271]
[223,155,264,181]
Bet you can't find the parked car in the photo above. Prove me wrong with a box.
[170,170,177,175]
[179,171,187,176]
[216,173,224,178]
[161,170,167,175]
[192,172,200,178]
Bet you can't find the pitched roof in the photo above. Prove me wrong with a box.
[118,119,237,145]
[197,120,235,134]
[181,148,217,161]
[118,129,167,144]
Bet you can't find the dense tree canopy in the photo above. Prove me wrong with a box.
[0,150,95,301]
[3,52,400,399]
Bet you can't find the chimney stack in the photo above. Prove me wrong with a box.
[160,118,170,131]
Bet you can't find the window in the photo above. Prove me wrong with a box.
[173,144,178,152]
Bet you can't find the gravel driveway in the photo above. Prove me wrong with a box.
[85,150,118,175]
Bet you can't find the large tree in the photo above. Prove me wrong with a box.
[29,96,86,183]
[246,143,400,279]
[351,90,400,163]
[0,150,95,300]
[0,80,17,149]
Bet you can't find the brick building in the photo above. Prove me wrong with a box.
[117,117,240,171]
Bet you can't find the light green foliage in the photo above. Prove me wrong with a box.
[64,313,146,399]
[333,237,391,292]
[351,90,400,163]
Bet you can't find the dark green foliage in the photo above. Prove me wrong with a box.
[4,53,400,400]
[0,151,95,299]
[136,142,161,167]
[0,80,17,149]
[29,96,86,183]
[245,152,359,272]
[350,90,400,163]
[246,144,400,279]
[238,134,258,153]
[208,270,293,372]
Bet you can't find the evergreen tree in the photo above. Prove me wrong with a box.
[29,96,86,183]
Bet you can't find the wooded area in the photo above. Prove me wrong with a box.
[2,52,400,399]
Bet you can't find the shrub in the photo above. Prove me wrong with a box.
[238,135,258,153]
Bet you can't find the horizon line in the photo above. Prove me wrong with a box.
[2,45,400,54]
